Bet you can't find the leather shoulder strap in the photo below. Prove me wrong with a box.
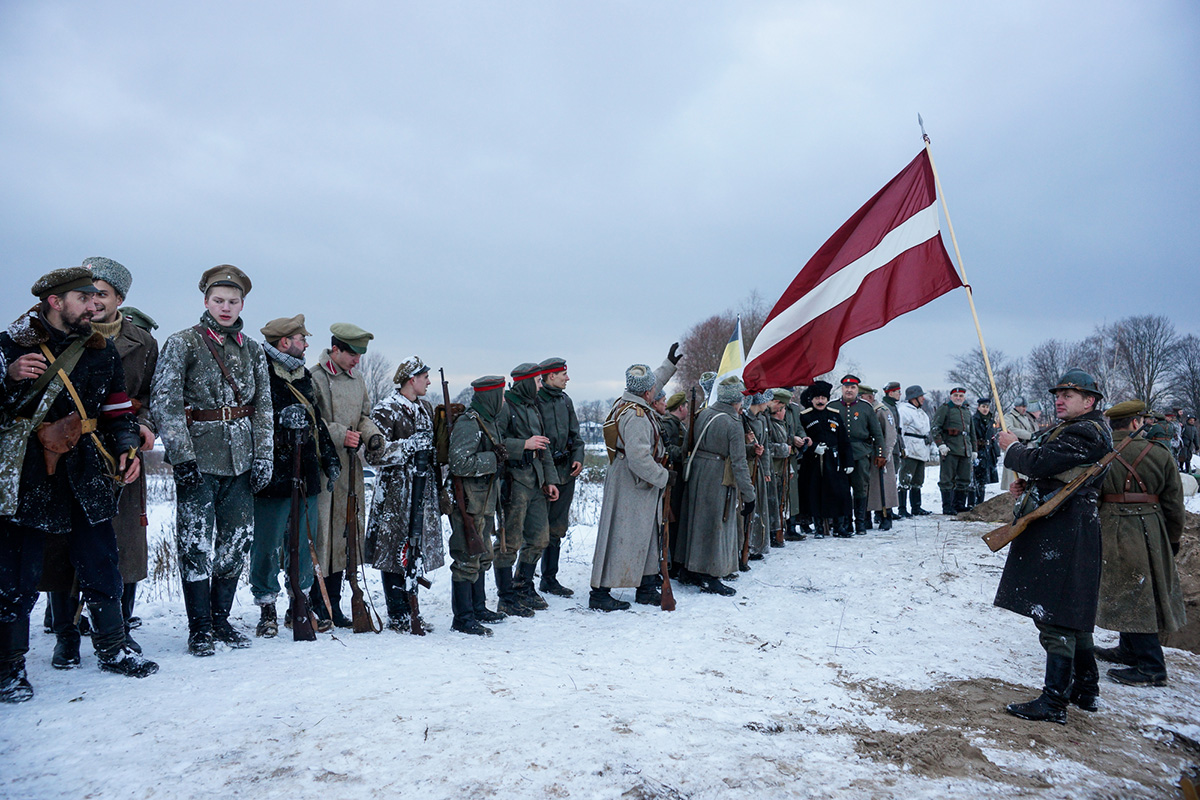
[193,325,242,405]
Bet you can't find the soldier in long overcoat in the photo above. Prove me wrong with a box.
[590,365,670,611]
[865,387,899,530]
[897,385,933,517]
[767,389,800,546]
[995,369,1112,724]
[679,377,755,595]
[309,324,384,627]
[796,381,854,537]
[365,355,445,631]
[1095,400,1186,687]
[1001,397,1039,491]
[741,391,774,562]
[152,265,274,657]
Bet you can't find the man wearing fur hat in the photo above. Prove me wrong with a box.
[152,265,273,657]
[897,385,933,517]
[2,267,156,703]
[309,324,385,628]
[248,315,340,638]
[590,364,671,611]
[42,257,158,667]
[494,363,559,615]
[536,357,585,598]
[830,375,884,534]
[365,355,446,631]
[796,381,854,537]
[678,376,755,595]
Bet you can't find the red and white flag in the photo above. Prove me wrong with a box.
[742,150,962,389]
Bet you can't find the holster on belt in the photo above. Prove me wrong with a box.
[36,411,95,475]
[944,428,961,437]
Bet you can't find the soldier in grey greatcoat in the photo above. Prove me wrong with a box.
[365,355,446,632]
[930,386,973,514]
[741,391,774,562]
[1095,400,1186,688]
[864,386,899,530]
[679,377,756,596]
[590,364,671,612]
[1001,396,1038,492]
[152,265,274,657]
[309,324,385,628]
[767,389,801,547]
[536,357,585,598]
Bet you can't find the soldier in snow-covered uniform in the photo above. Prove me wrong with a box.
[897,385,934,517]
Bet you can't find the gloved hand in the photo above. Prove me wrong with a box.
[250,458,273,493]
[741,500,755,519]
[410,430,434,453]
[493,440,509,464]
[844,466,854,475]
[938,444,950,457]
[172,459,203,490]
[814,443,828,455]
[325,460,342,492]
[367,434,384,452]
[972,455,980,466]
[667,342,682,365]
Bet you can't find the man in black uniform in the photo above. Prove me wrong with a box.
[1,268,158,703]
[796,381,854,538]
[830,375,883,534]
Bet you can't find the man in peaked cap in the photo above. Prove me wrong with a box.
[931,386,973,514]
[2,267,155,702]
[310,323,385,629]
[151,264,273,657]
[969,396,999,508]
[536,357,585,598]
[1095,400,1186,689]
[830,374,883,534]
[994,368,1112,724]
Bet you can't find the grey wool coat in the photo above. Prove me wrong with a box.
[680,401,755,578]
[1097,432,1186,634]
[591,392,670,589]
[364,391,446,575]
[868,401,900,511]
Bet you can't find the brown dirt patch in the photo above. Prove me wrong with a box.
[956,493,1015,523]
[1162,511,1200,655]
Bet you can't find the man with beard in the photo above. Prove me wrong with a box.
[931,386,973,514]
[309,324,385,628]
[248,315,340,638]
[830,375,883,534]
[796,381,854,538]
[2,267,155,703]
[365,356,446,632]
[43,257,158,668]
[153,266,274,656]
[536,357,585,598]
[897,385,933,517]
[995,369,1112,724]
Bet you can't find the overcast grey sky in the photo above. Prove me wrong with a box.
[2,2,1197,400]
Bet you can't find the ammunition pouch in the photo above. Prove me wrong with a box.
[36,411,93,475]
[552,449,572,466]
[944,428,962,437]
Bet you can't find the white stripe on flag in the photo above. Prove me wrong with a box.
[746,202,941,362]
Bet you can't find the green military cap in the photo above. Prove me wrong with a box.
[858,385,876,395]
[260,314,310,341]
[31,267,101,300]
[394,355,429,384]
[883,381,901,393]
[511,362,541,382]
[122,306,158,331]
[471,375,506,392]
[1145,409,1167,421]
[539,357,567,374]
[330,322,374,354]
[82,257,132,298]
[665,392,687,411]
[1104,400,1146,420]
[772,388,793,403]
[199,264,252,295]
[1050,368,1102,399]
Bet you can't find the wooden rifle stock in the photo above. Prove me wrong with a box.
[344,444,377,633]
[659,470,676,612]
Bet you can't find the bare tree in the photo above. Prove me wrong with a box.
[674,292,771,393]
[358,352,395,409]
[945,347,1024,410]
[1169,334,1200,415]
[1107,315,1179,407]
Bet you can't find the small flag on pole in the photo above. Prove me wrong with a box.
[708,315,744,405]
[743,150,962,390]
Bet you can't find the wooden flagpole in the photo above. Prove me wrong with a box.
[919,115,1008,433]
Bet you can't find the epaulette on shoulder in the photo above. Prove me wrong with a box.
[635,406,645,417]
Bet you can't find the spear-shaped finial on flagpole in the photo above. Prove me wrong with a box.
[919,114,1008,432]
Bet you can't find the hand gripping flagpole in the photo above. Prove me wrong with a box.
[919,114,1008,433]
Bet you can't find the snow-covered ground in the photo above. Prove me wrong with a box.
[3,473,1199,800]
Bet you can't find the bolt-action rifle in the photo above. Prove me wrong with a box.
[659,468,676,612]
[405,448,435,635]
[439,369,487,557]
[281,404,316,641]
[343,437,377,633]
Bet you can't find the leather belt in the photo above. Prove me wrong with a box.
[903,433,924,438]
[1102,492,1159,504]
[692,451,726,462]
[186,405,254,424]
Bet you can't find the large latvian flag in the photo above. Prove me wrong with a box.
[743,150,962,389]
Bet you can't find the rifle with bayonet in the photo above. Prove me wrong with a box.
[440,369,487,557]
[404,448,435,635]
[343,436,377,633]
[281,405,316,641]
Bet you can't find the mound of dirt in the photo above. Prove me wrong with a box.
[1162,510,1200,655]
[955,493,1013,524]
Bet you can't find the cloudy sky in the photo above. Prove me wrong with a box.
[2,2,1197,400]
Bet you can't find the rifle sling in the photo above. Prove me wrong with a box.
[193,325,242,406]
[38,344,118,476]
[22,335,88,409]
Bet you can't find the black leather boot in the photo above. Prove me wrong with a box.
[1107,632,1168,686]
[451,580,492,636]
[182,579,215,656]
[381,571,412,630]
[472,574,506,623]
[897,492,910,518]
[0,618,34,703]
[698,574,737,596]
[90,600,158,678]
[635,573,662,606]
[940,488,955,515]
[120,582,141,653]
[539,543,573,597]
[1006,653,1072,724]
[954,490,970,513]
[48,590,81,669]
[210,577,251,648]
[493,565,533,618]
[1070,647,1100,711]
[911,488,931,515]
[516,561,549,610]
[588,587,631,612]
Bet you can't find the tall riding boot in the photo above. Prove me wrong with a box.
[539,543,573,597]
[1108,632,1169,686]
[911,488,931,515]
[897,492,910,519]
[854,499,868,535]
[863,503,874,531]
[494,564,533,618]
[879,509,893,531]
[1070,647,1100,711]
[955,490,971,513]
[635,573,662,606]
[381,571,411,630]
[325,572,351,628]
[472,574,506,623]
[940,488,955,515]
[309,580,331,626]
[182,579,215,656]
[121,582,141,654]
[516,561,549,610]
[0,617,34,703]
[210,577,251,648]
[451,580,492,636]
[48,590,81,669]
[89,599,158,678]
[1006,653,1073,724]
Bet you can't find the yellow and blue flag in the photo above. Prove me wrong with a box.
[708,315,744,405]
